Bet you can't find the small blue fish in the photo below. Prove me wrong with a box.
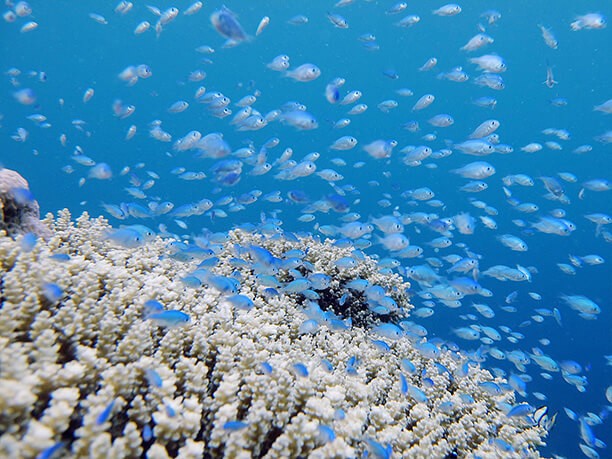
[262,287,280,299]
[373,323,403,340]
[346,365,358,375]
[283,278,312,294]
[248,245,276,267]
[143,300,165,317]
[49,253,71,262]
[104,227,145,248]
[318,424,336,443]
[181,276,202,288]
[320,359,334,372]
[401,359,417,374]
[299,319,319,334]
[400,374,408,395]
[11,187,35,205]
[142,424,153,442]
[372,340,391,352]
[406,384,428,402]
[223,420,248,431]
[478,381,502,396]
[145,369,162,388]
[288,14,308,25]
[148,310,190,327]
[327,12,348,28]
[491,438,514,453]
[226,294,254,310]
[365,438,392,459]
[96,399,116,425]
[293,363,309,377]
[41,283,63,303]
[210,6,248,43]
[383,69,399,79]
[507,403,535,417]
[259,362,273,375]
[414,342,440,360]
[19,232,37,252]
[207,275,239,294]
[334,257,358,269]
[36,442,66,459]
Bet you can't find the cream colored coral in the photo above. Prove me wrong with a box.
[0,211,548,458]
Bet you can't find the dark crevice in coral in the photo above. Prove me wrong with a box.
[293,280,406,333]
[39,295,57,312]
[149,328,165,354]
[236,392,252,421]
[197,406,222,459]
[139,422,155,459]
[255,425,283,459]
[364,369,376,385]
[378,390,389,406]
[197,421,219,459]
[205,351,219,397]
[194,415,207,443]
[202,449,220,459]
[109,399,131,441]
[321,288,374,328]
[165,439,181,457]
[256,403,305,459]
[215,441,226,458]
[14,332,31,343]
[31,391,52,420]
[51,413,82,458]
[194,350,220,456]
[1,198,24,231]
[57,334,77,364]
[173,375,186,399]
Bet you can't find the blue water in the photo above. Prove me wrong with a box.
[2,1,611,457]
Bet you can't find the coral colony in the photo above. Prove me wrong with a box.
[0,171,550,458]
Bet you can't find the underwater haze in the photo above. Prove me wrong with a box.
[1,0,611,457]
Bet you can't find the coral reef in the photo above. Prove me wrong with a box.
[0,210,548,458]
[0,168,52,239]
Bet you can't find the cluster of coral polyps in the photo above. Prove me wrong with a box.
[0,210,547,458]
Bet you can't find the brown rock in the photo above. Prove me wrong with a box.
[0,168,52,239]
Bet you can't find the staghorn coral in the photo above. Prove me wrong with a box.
[0,210,548,458]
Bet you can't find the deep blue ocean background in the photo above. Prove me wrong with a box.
[1,1,611,457]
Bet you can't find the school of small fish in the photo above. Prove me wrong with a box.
[2,1,611,457]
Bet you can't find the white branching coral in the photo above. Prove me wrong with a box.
[0,210,549,458]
